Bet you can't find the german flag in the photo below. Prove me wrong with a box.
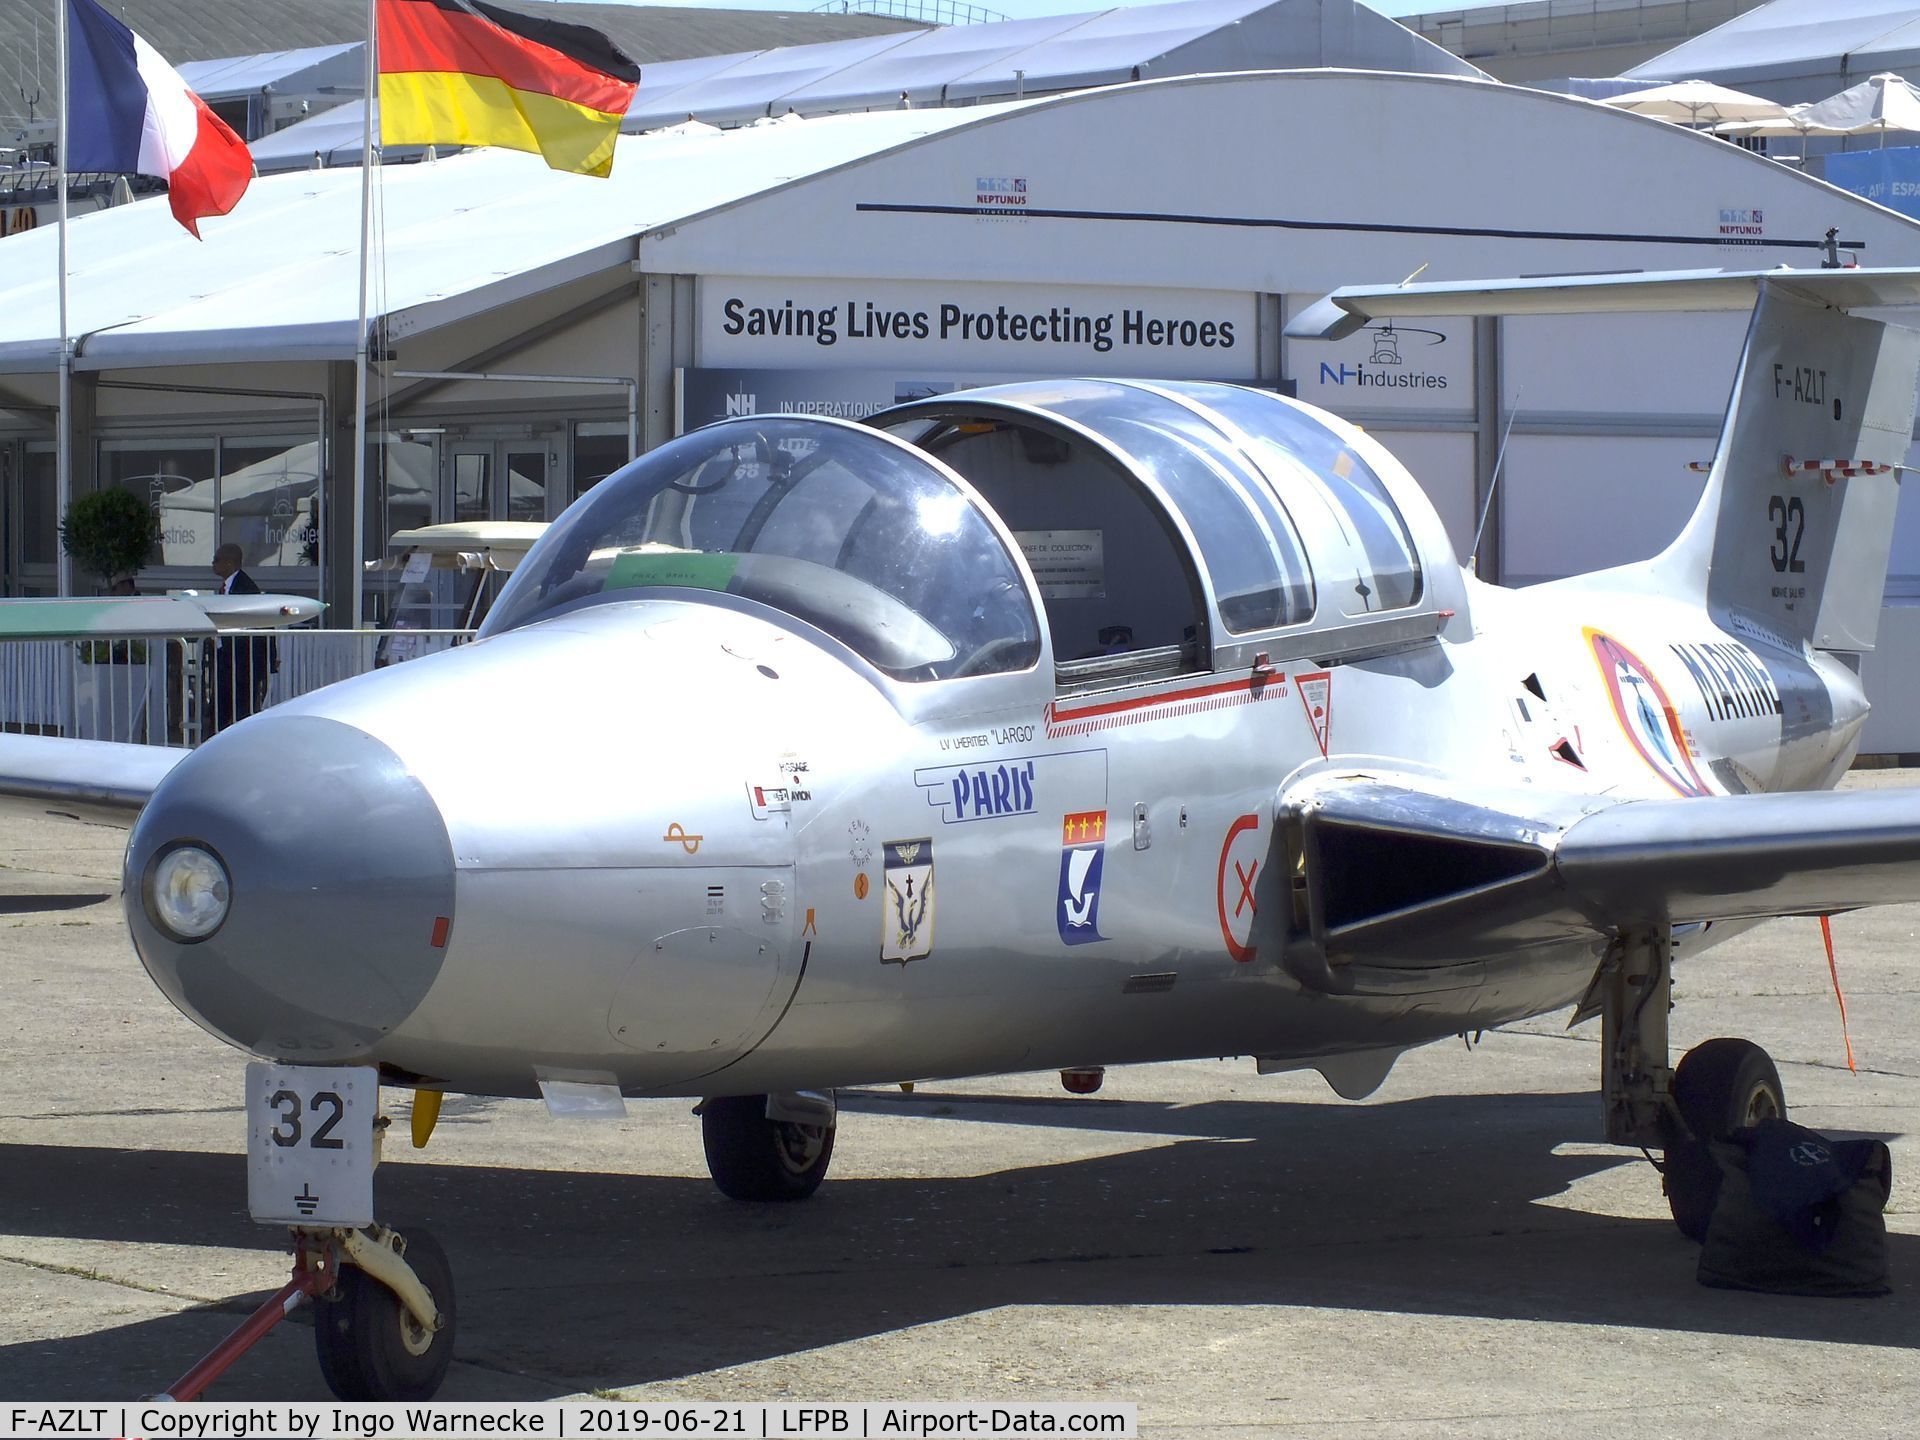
[377,0,641,177]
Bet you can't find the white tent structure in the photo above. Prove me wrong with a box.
[250,100,434,173]
[623,0,1482,127]
[1626,0,1920,104]
[12,68,1920,742]
[176,44,362,141]
[252,0,1484,165]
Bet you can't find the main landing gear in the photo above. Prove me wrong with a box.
[701,1090,838,1201]
[1594,926,1788,1240]
[1664,1038,1785,1241]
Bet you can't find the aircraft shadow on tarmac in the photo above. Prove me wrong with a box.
[1,1089,1913,1399]
[0,892,111,914]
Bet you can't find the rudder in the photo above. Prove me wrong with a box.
[1675,285,1920,652]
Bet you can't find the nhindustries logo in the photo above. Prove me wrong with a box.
[1317,322,1450,392]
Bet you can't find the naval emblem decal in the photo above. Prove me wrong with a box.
[881,837,935,964]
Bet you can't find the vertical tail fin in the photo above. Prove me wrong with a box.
[1286,268,1920,652]
[1666,285,1920,652]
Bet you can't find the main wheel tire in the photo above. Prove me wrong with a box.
[702,1094,835,1202]
[314,1230,457,1401]
[1663,1038,1786,1242]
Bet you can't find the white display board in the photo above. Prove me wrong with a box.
[699,276,1258,378]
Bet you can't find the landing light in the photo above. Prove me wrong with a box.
[146,843,232,942]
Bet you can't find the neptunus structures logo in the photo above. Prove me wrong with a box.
[975,175,1028,209]
[1317,322,1450,392]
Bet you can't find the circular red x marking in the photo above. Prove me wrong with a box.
[1216,812,1263,963]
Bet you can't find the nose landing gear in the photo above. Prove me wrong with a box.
[315,1226,457,1401]
[165,1069,460,1401]
[159,1224,455,1401]
[701,1090,837,1201]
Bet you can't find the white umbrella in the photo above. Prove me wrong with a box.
[1800,72,1920,146]
[1603,79,1790,128]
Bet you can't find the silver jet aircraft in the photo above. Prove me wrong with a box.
[6,266,1920,1400]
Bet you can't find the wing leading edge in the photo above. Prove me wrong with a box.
[1283,265,1920,341]
[0,734,187,826]
[1268,771,1920,994]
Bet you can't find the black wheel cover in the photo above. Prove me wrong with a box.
[1664,1039,1786,1243]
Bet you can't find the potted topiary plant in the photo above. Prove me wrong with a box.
[59,487,163,740]
[60,486,161,591]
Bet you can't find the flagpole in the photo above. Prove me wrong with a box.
[55,0,73,600]
[346,1,379,630]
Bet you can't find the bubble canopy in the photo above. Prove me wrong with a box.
[483,417,1041,681]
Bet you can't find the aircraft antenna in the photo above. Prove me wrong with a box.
[1399,262,1430,287]
[1468,390,1519,574]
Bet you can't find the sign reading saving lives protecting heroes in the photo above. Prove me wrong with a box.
[701,277,1259,379]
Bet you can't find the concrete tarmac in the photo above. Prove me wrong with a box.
[2,776,1918,1435]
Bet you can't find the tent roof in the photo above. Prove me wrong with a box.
[250,101,388,172]
[0,104,989,372]
[251,0,1478,168]
[175,43,360,102]
[0,1,917,135]
[242,0,1482,148]
[625,0,1483,126]
[1627,0,1920,85]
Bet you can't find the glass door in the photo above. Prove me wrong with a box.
[449,436,558,524]
[442,434,559,627]
[8,444,59,595]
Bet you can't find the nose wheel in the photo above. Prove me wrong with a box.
[702,1091,837,1201]
[315,1227,457,1401]
[157,1225,455,1402]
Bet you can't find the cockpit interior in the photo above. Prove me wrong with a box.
[482,380,1456,694]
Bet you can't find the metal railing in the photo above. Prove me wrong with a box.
[810,0,1010,25]
[0,628,475,747]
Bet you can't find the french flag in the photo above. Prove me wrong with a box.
[65,0,254,237]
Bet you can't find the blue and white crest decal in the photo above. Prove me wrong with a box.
[1057,810,1107,946]
[881,837,934,964]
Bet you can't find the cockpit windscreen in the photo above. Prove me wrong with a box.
[484,419,1041,681]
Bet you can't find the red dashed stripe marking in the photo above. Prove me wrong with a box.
[1045,674,1285,737]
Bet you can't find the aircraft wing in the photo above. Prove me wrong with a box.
[1284,265,1920,340]
[0,595,323,638]
[0,597,216,638]
[0,734,187,827]
[1271,770,1920,993]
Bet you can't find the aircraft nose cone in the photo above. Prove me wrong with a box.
[125,714,456,1062]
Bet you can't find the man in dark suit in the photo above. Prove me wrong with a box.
[209,543,274,732]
